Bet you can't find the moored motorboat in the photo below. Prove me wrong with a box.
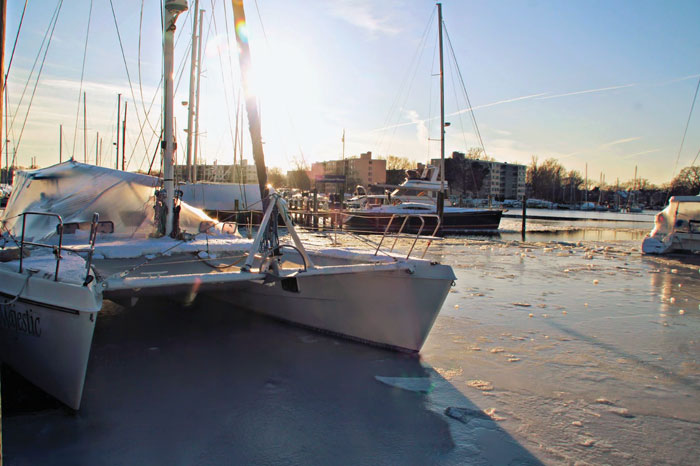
[343,165,502,234]
[642,195,700,254]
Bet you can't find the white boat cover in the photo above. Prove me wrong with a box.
[1,161,219,240]
[179,182,262,212]
[642,195,700,253]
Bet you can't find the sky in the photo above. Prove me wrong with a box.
[3,0,700,185]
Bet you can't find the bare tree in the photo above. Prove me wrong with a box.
[670,166,700,195]
[385,155,415,170]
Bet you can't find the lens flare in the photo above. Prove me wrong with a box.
[235,19,249,44]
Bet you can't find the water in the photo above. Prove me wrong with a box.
[3,219,699,465]
[420,235,699,464]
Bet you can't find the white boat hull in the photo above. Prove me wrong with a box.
[210,261,454,351]
[0,269,101,410]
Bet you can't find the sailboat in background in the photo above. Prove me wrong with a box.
[0,0,455,410]
[343,3,503,234]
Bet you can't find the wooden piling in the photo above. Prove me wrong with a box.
[521,195,527,240]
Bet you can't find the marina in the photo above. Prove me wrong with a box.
[1,0,699,464]
[2,222,699,465]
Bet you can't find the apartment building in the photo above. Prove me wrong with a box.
[432,154,526,200]
[311,151,386,191]
[174,159,259,184]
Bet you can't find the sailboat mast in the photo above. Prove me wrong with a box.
[232,0,268,204]
[185,0,199,183]
[115,93,121,170]
[163,0,188,236]
[1,0,5,183]
[192,8,204,183]
[437,3,445,219]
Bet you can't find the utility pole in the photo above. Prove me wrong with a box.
[185,0,199,183]
[59,124,63,163]
[115,93,121,169]
[95,131,99,166]
[122,101,127,170]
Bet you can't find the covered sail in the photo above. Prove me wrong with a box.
[1,161,219,240]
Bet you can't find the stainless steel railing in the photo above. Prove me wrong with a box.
[374,213,441,260]
[18,211,100,285]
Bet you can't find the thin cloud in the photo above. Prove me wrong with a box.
[622,148,661,159]
[372,92,546,132]
[535,83,635,100]
[449,92,549,116]
[656,73,700,87]
[602,137,641,147]
[328,1,401,35]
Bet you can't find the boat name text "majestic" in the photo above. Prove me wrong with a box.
[0,306,42,337]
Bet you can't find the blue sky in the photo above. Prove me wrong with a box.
[3,0,700,185]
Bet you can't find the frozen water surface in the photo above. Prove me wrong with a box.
[2,224,699,465]
[421,233,700,465]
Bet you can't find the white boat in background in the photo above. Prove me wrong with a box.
[179,182,261,216]
[642,195,700,254]
[344,165,502,235]
[0,0,455,410]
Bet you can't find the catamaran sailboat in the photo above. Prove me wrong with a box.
[0,0,455,410]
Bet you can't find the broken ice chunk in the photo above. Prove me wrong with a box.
[375,376,433,393]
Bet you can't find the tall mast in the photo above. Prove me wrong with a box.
[83,92,87,162]
[192,8,204,183]
[122,101,127,170]
[1,0,5,182]
[232,0,268,203]
[437,3,445,220]
[163,0,188,236]
[115,93,121,169]
[185,0,199,183]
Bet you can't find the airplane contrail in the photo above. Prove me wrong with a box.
[535,83,635,100]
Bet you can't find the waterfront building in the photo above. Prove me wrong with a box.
[311,151,386,192]
[174,159,259,184]
[433,153,526,200]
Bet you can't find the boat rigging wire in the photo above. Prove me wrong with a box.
[443,24,489,159]
[250,0,309,167]
[683,76,700,167]
[108,0,160,160]
[376,8,435,156]
[136,0,159,138]
[11,0,64,162]
[132,14,193,172]
[446,40,480,192]
[210,1,240,173]
[222,0,243,153]
[4,0,62,154]
[71,0,94,159]
[3,0,28,91]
